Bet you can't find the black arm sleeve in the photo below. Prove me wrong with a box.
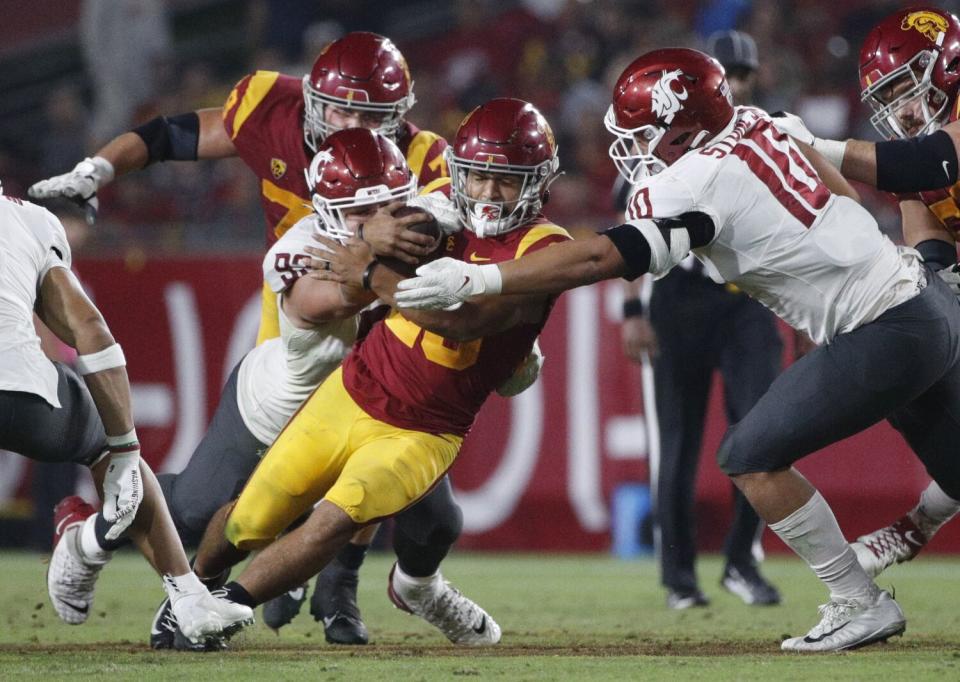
[602,225,651,281]
[131,113,201,165]
[876,130,958,192]
[915,238,958,272]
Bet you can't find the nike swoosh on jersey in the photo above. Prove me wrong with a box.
[469,252,492,262]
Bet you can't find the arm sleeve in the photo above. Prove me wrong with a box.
[876,130,959,192]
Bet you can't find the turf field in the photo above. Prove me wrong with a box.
[0,551,957,680]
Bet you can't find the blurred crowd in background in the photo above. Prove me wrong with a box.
[1,0,953,255]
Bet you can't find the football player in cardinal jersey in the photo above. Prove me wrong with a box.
[187,98,566,648]
[770,6,960,579]
[29,31,456,645]
[382,49,960,651]
[0,188,253,646]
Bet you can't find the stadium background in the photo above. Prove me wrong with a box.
[1,0,957,556]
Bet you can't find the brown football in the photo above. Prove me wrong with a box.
[377,205,442,277]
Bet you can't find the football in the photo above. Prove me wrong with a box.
[377,205,442,277]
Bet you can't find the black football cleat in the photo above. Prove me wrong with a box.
[310,562,369,645]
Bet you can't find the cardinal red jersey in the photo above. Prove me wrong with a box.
[222,70,450,246]
[342,218,570,436]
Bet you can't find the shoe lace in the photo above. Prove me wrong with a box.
[812,598,858,635]
[861,517,924,561]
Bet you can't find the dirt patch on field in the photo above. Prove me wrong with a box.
[0,637,952,659]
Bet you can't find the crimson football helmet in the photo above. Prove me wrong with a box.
[605,48,734,182]
[860,7,960,139]
[305,128,415,240]
[446,98,559,237]
[302,31,416,151]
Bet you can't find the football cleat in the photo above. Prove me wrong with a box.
[387,563,501,646]
[665,588,710,610]
[720,564,781,606]
[163,578,254,648]
[781,589,905,652]
[47,496,104,624]
[851,515,927,579]
[262,583,307,631]
[310,563,368,645]
[149,596,177,649]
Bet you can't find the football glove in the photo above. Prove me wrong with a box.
[28,156,115,220]
[102,450,141,540]
[770,112,847,170]
[497,339,545,397]
[407,191,462,236]
[395,258,502,310]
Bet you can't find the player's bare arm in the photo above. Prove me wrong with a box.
[796,140,860,203]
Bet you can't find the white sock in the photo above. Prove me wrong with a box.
[769,491,876,601]
[393,564,440,590]
[910,481,960,538]
[78,515,111,565]
[163,571,206,602]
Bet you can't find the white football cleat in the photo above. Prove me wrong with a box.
[388,563,501,646]
[851,515,927,579]
[47,497,105,624]
[163,577,254,645]
[781,589,905,652]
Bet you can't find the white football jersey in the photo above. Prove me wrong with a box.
[0,196,72,407]
[236,215,363,445]
[624,106,923,345]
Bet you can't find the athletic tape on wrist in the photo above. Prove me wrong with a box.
[478,264,503,294]
[76,343,126,375]
[813,138,848,170]
[106,428,139,453]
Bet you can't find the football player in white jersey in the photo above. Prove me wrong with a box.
[769,6,960,580]
[0,186,253,645]
[317,48,960,652]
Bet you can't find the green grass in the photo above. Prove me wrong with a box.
[1,551,958,679]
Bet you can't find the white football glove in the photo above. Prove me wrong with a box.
[28,156,115,213]
[770,112,847,169]
[497,339,545,397]
[939,263,960,296]
[101,450,142,540]
[407,191,462,236]
[395,257,503,310]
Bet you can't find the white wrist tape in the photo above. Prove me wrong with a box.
[76,343,126,375]
[83,156,116,185]
[478,264,503,294]
[630,219,686,277]
[813,138,848,170]
[106,428,139,451]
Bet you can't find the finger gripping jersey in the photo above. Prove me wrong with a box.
[222,71,450,246]
[623,106,922,345]
[342,218,570,435]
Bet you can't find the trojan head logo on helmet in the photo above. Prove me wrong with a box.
[605,48,734,183]
[860,6,960,139]
[302,31,416,152]
[305,128,415,241]
[446,98,560,237]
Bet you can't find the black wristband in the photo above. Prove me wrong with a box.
[623,298,644,318]
[361,259,380,291]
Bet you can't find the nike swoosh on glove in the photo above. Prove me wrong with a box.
[395,258,502,310]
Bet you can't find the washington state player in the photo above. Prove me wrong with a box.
[771,6,960,580]
[378,49,960,651]
[186,98,566,648]
[28,31,459,645]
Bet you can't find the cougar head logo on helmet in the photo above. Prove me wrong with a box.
[605,48,733,183]
[650,70,689,124]
[305,128,415,241]
[446,97,560,237]
[302,31,416,152]
[860,6,960,139]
